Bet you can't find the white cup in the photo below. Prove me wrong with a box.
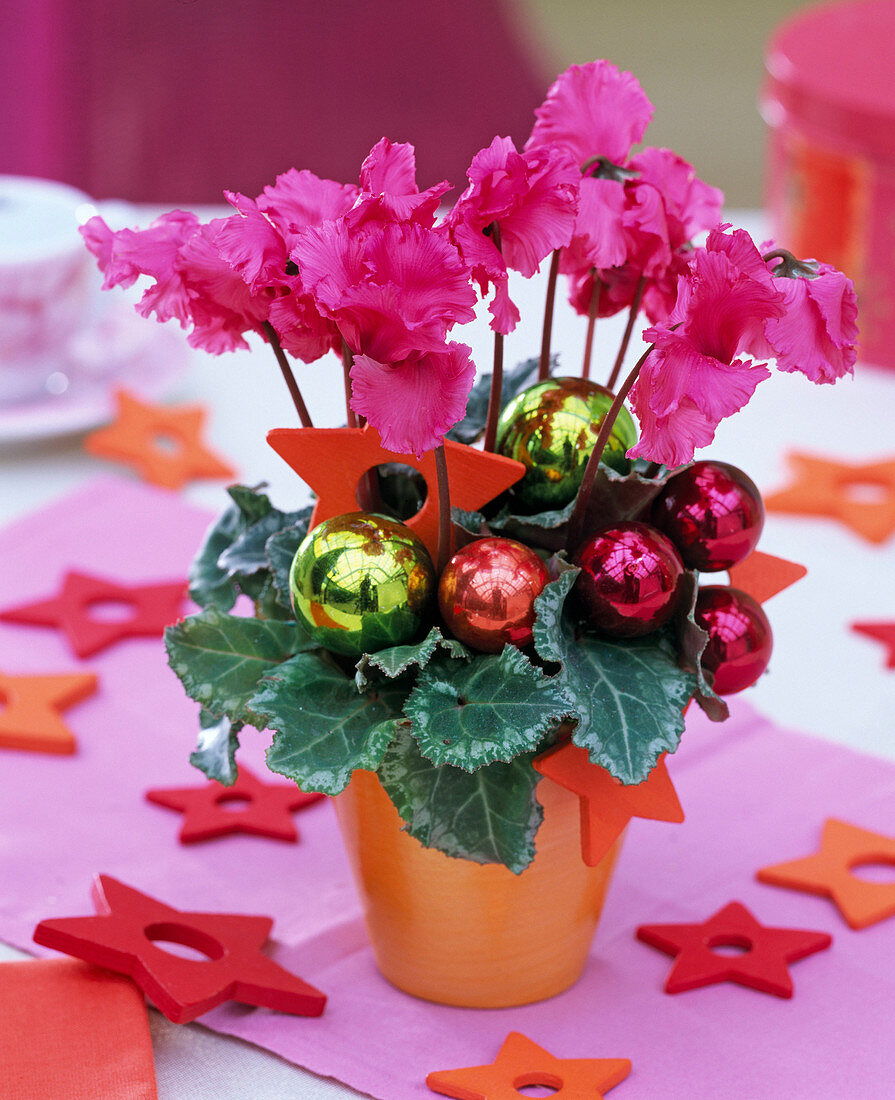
[0,176,100,404]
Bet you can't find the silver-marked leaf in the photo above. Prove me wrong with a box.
[254,652,406,794]
[189,710,242,786]
[218,505,312,578]
[378,726,543,874]
[188,485,274,610]
[405,646,573,770]
[354,626,470,688]
[165,608,309,725]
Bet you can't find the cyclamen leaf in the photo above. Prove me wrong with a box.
[674,571,729,722]
[218,505,313,578]
[164,608,308,725]
[378,726,544,874]
[576,464,677,531]
[187,485,274,610]
[267,524,309,610]
[405,646,574,771]
[532,572,696,784]
[189,710,242,786]
[355,626,470,688]
[253,652,406,795]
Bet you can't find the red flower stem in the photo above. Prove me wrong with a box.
[262,322,313,428]
[482,221,504,453]
[566,346,651,551]
[340,337,358,429]
[606,273,647,391]
[538,249,561,381]
[581,276,601,380]
[434,443,452,574]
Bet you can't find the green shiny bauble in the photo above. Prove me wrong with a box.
[495,377,638,512]
[289,512,435,658]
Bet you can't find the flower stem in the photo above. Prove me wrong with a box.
[606,273,647,391]
[538,249,560,381]
[482,221,504,453]
[340,337,358,429]
[434,443,452,574]
[566,346,651,551]
[581,275,601,380]
[262,322,313,427]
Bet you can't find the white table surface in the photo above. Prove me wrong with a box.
[2,210,894,1098]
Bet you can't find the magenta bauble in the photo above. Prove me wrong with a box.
[438,537,550,653]
[694,585,773,694]
[573,522,685,638]
[652,461,764,572]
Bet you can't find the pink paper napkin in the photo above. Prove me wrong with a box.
[1,478,893,1099]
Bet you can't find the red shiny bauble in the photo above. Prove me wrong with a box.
[694,585,773,694]
[573,521,685,638]
[652,461,765,572]
[438,537,550,653]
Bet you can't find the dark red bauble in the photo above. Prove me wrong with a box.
[652,461,764,572]
[438,537,550,653]
[573,522,685,638]
[694,586,773,694]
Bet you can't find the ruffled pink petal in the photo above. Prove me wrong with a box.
[81,211,199,291]
[764,266,858,382]
[526,60,653,166]
[627,388,718,467]
[498,150,580,277]
[561,177,628,271]
[643,335,771,421]
[705,225,774,287]
[212,192,289,291]
[348,137,451,229]
[350,342,476,456]
[292,219,371,314]
[620,179,672,277]
[267,290,341,364]
[186,316,251,354]
[258,168,358,247]
[359,138,418,196]
[630,147,724,245]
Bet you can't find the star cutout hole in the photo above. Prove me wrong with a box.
[514,1075,562,1096]
[842,477,890,506]
[706,934,752,957]
[848,857,895,885]
[215,792,253,813]
[144,921,226,962]
[152,431,183,456]
[358,463,429,522]
[86,597,138,623]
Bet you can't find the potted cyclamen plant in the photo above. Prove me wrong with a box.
[83,60,857,1009]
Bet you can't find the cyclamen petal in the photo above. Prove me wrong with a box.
[560,176,628,273]
[258,168,358,248]
[350,343,476,456]
[349,137,451,229]
[627,390,718,467]
[267,291,341,364]
[80,211,199,292]
[526,60,653,166]
[630,147,724,245]
[212,191,289,291]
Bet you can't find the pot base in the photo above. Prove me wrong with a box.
[333,769,622,1008]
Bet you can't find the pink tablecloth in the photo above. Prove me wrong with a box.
[1,478,893,1098]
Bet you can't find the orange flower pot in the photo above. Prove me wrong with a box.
[332,768,623,1008]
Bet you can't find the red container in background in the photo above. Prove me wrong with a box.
[763,0,895,370]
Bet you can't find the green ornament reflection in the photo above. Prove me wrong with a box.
[495,377,638,512]
[289,512,435,658]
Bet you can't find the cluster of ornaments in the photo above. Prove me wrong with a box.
[287,382,774,698]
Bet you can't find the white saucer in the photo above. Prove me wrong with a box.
[0,293,192,444]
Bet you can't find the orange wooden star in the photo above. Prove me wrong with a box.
[727,550,807,604]
[534,745,683,866]
[267,424,524,560]
[757,819,895,929]
[0,669,98,754]
[426,1032,631,1100]
[764,452,895,544]
[84,390,236,490]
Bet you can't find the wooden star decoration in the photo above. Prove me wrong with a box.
[0,669,98,754]
[851,621,895,669]
[267,424,524,560]
[757,818,895,929]
[426,1031,631,1100]
[0,571,187,658]
[533,745,683,866]
[84,389,236,490]
[145,766,325,843]
[33,874,327,1023]
[727,550,807,604]
[764,452,895,544]
[636,900,831,997]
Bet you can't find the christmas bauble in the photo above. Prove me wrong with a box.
[290,512,435,658]
[652,461,764,572]
[438,537,550,652]
[573,521,684,637]
[694,585,773,694]
[495,378,638,512]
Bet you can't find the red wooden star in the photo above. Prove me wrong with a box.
[0,571,187,659]
[851,621,895,669]
[84,389,236,490]
[533,745,683,866]
[426,1031,631,1100]
[636,900,831,997]
[0,669,98,754]
[267,424,524,560]
[146,766,325,843]
[764,452,895,544]
[33,875,327,1023]
[757,819,895,929]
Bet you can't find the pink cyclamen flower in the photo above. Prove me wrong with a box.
[629,147,724,250]
[444,135,579,333]
[526,60,653,167]
[628,245,786,466]
[257,168,358,251]
[346,138,451,230]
